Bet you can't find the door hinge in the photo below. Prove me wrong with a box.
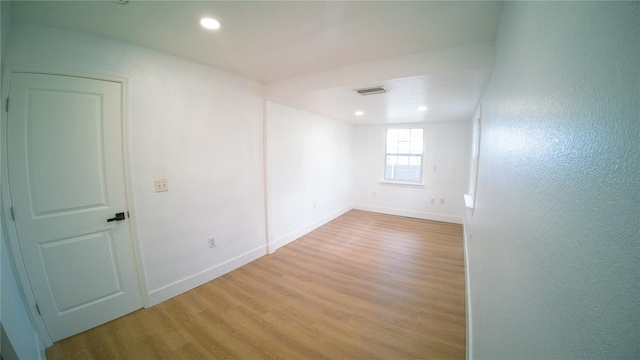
[35,303,41,315]
[5,97,8,112]
[10,206,15,221]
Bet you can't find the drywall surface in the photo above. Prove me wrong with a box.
[354,122,471,223]
[2,4,45,358]
[4,25,267,303]
[266,102,353,250]
[1,0,10,56]
[1,233,45,359]
[465,2,639,359]
[266,42,495,99]
[265,43,495,125]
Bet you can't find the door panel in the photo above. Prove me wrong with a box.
[7,73,143,341]
[26,89,108,216]
[40,231,122,313]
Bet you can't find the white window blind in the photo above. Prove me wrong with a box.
[384,128,424,183]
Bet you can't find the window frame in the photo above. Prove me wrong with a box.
[465,104,482,212]
[381,127,426,186]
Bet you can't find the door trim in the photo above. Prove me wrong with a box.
[1,66,149,345]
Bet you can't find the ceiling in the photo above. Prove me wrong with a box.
[10,0,504,124]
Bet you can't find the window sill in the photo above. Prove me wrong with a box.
[379,180,425,188]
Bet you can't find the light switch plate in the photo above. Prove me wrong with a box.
[155,179,168,192]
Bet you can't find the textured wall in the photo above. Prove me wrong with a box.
[354,122,471,223]
[4,25,267,301]
[1,3,46,358]
[266,101,354,249]
[465,2,639,358]
[1,235,45,358]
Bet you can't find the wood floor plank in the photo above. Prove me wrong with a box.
[45,210,466,359]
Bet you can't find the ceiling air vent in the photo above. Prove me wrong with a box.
[354,86,388,96]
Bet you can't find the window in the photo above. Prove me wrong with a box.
[384,128,424,183]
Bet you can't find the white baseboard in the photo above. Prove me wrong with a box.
[146,204,460,309]
[148,205,352,306]
[463,220,473,360]
[352,204,463,224]
[273,205,352,251]
[147,245,267,306]
[36,332,46,360]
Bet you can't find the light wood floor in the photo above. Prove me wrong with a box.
[46,210,466,359]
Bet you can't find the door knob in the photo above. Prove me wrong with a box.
[107,212,126,222]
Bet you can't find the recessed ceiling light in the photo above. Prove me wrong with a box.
[355,111,364,116]
[200,17,221,30]
[417,106,428,112]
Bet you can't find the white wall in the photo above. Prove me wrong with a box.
[3,25,267,306]
[354,122,470,224]
[266,101,354,251]
[1,3,46,358]
[1,0,9,54]
[465,2,639,359]
[1,234,45,359]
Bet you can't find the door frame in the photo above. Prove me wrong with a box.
[1,66,150,346]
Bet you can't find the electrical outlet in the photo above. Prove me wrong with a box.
[208,237,216,248]
[372,192,377,197]
[313,203,317,210]
[430,198,435,204]
[440,198,445,205]
[155,179,169,192]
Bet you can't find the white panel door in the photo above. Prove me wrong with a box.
[7,73,143,341]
